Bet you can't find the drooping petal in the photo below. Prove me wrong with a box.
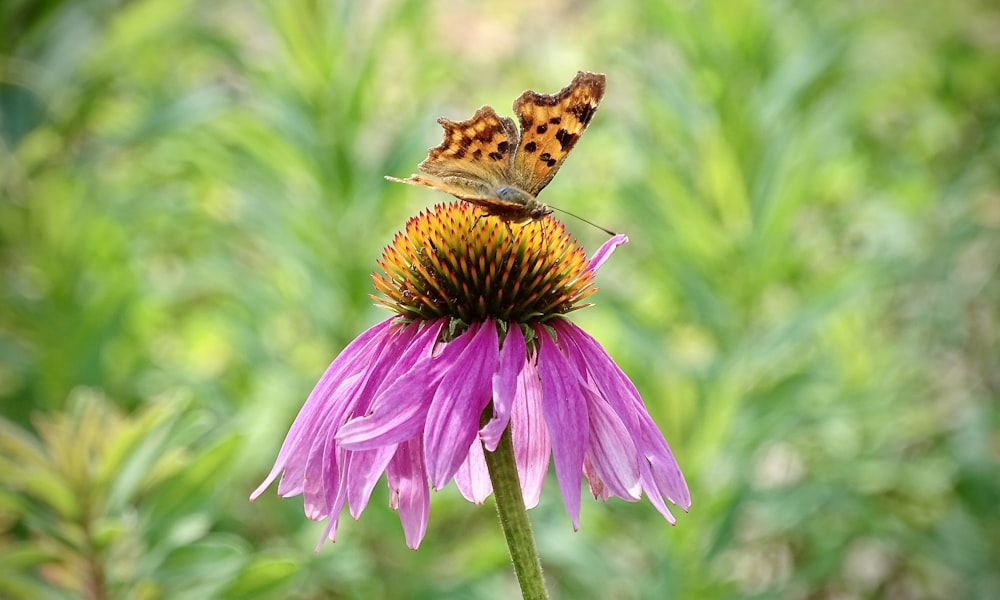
[335,378,430,447]
[340,319,443,420]
[424,321,499,489]
[310,424,345,522]
[277,373,360,499]
[387,438,430,550]
[594,358,690,509]
[552,320,640,436]
[555,320,691,515]
[367,319,449,400]
[454,438,492,503]
[298,322,431,525]
[535,325,589,529]
[511,357,549,509]
[335,323,443,519]
[632,407,692,511]
[278,319,427,517]
[316,517,339,551]
[481,325,527,451]
[316,443,349,548]
[584,234,629,275]
[582,456,607,501]
[292,324,423,523]
[580,383,642,501]
[346,445,399,520]
[336,321,449,449]
[297,373,370,520]
[251,319,395,501]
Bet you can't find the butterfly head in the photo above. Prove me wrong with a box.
[531,203,554,220]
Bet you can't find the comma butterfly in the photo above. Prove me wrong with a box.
[386,71,606,225]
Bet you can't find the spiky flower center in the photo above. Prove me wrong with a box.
[372,203,598,323]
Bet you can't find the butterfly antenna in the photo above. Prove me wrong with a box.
[548,206,617,236]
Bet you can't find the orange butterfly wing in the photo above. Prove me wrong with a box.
[386,106,519,204]
[510,71,606,196]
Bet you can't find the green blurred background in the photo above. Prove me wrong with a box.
[2,0,998,598]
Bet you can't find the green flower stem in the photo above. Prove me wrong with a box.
[484,423,548,600]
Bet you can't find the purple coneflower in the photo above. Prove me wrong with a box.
[251,202,690,550]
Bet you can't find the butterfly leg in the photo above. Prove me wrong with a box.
[470,212,488,231]
[469,212,516,241]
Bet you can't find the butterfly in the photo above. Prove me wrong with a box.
[386,71,606,226]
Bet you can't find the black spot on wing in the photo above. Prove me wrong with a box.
[536,124,548,134]
[570,103,597,126]
[472,149,482,159]
[523,141,537,153]
[554,128,577,151]
[549,117,562,125]
[487,140,511,162]
[538,152,557,167]
[474,127,496,143]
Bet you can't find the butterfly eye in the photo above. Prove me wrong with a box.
[532,205,553,219]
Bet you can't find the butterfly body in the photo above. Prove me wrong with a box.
[469,185,551,224]
[387,71,606,225]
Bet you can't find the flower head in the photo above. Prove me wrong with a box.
[252,203,690,549]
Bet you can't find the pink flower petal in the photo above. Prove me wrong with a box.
[481,325,527,451]
[535,326,589,529]
[346,445,399,520]
[294,375,362,517]
[454,438,492,503]
[581,383,641,501]
[633,408,691,511]
[316,517,340,551]
[281,320,433,521]
[585,233,629,275]
[334,376,433,448]
[424,321,499,489]
[296,321,428,522]
[335,321,449,449]
[251,319,395,501]
[511,357,549,509]
[555,320,691,513]
[387,438,430,550]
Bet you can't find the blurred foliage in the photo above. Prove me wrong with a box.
[1,0,998,598]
